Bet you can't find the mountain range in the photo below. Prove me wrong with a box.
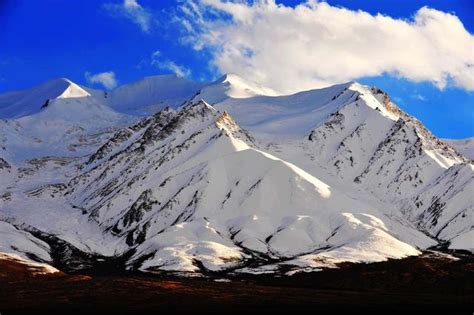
[0,74,472,275]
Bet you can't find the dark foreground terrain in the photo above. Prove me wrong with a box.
[0,251,473,314]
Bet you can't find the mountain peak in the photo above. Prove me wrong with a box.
[215,73,278,97]
[0,77,91,119]
[1,73,472,277]
[104,75,206,116]
[195,73,278,104]
[215,110,239,132]
[54,80,91,99]
[216,73,245,84]
[180,99,217,117]
[41,77,85,92]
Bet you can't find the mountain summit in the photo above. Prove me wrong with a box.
[0,75,472,275]
[0,78,90,118]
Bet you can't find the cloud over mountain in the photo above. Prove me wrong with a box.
[177,0,474,93]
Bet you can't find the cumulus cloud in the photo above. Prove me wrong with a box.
[177,0,474,93]
[104,0,152,33]
[150,50,192,77]
[85,71,118,89]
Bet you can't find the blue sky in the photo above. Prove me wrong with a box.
[0,0,472,138]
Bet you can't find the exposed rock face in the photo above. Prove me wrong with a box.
[0,78,471,275]
[0,157,11,170]
[300,86,471,247]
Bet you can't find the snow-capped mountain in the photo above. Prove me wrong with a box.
[0,74,472,275]
[0,79,134,161]
[195,74,278,104]
[101,74,206,116]
[0,78,90,119]
[201,80,472,251]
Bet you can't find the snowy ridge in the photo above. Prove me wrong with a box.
[63,100,428,272]
[297,85,472,248]
[103,75,206,116]
[0,83,134,161]
[198,80,471,249]
[0,75,472,275]
[0,78,90,118]
[0,220,54,266]
[195,74,278,104]
[200,80,354,138]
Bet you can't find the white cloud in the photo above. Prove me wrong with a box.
[177,0,474,93]
[85,71,118,89]
[105,0,152,33]
[150,50,192,77]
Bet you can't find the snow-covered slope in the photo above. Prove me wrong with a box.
[0,157,16,192]
[0,75,206,160]
[62,103,435,270]
[445,137,474,160]
[301,86,471,250]
[103,75,206,116]
[1,101,434,274]
[0,80,134,161]
[200,81,353,138]
[0,221,54,265]
[195,74,278,104]
[0,75,472,275]
[0,78,91,119]
[201,82,472,251]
